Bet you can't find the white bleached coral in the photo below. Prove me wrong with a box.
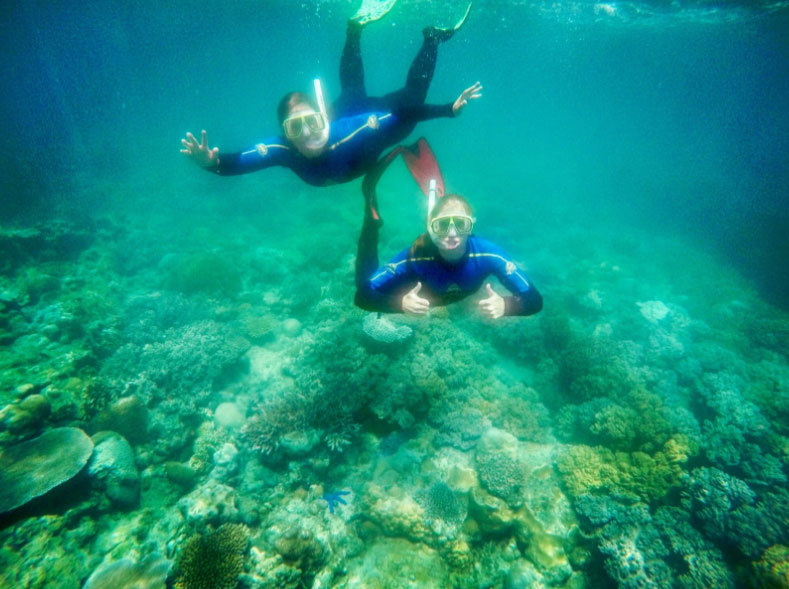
[637,300,670,323]
[83,554,171,589]
[362,313,413,344]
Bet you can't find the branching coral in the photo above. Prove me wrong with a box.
[101,319,249,407]
[680,467,789,559]
[418,482,467,528]
[573,495,735,588]
[482,383,551,443]
[174,523,248,589]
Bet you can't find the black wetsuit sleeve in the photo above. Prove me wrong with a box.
[355,245,414,313]
[215,152,248,176]
[354,286,405,313]
[503,287,543,317]
[394,103,455,124]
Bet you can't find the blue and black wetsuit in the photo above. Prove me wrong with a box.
[213,24,456,185]
[355,224,543,316]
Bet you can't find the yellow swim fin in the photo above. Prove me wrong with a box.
[351,0,399,27]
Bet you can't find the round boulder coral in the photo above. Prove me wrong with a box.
[0,427,93,513]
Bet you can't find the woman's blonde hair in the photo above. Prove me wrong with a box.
[429,193,473,219]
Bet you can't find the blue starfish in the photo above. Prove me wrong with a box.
[322,490,351,514]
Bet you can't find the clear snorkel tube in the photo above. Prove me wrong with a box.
[314,78,329,125]
[427,178,438,235]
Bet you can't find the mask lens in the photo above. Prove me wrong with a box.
[431,217,452,236]
[305,113,326,132]
[454,217,472,233]
[284,117,303,138]
[431,216,473,236]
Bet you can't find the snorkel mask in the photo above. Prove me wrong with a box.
[282,79,330,150]
[426,179,474,239]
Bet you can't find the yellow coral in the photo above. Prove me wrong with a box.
[556,443,684,503]
[752,545,789,588]
[555,445,619,497]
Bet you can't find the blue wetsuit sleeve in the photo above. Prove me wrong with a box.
[355,248,415,313]
[214,138,293,176]
[482,241,543,317]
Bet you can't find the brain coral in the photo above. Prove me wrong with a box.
[0,427,93,513]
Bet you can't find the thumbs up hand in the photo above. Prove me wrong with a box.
[478,283,505,319]
[402,282,430,315]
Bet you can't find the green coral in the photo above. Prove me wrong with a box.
[589,403,637,447]
[189,421,225,474]
[623,386,675,451]
[556,439,688,503]
[162,251,241,296]
[555,334,636,405]
[555,444,619,499]
[174,523,248,589]
[483,383,550,442]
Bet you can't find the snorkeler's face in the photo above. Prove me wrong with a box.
[429,200,472,262]
[285,102,329,158]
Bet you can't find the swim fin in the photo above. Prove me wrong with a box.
[424,2,471,42]
[362,137,445,224]
[351,0,398,27]
[400,138,445,200]
[363,145,404,224]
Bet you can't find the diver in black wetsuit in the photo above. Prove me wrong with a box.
[355,140,543,319]
[180,1,481,187]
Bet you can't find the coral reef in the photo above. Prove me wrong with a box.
[2,178,789,589]
[174,523,248,589]
[88,431,140,510]
[362,312,413,344]
[177,480,240,528]
[417,481,467,529]
[83,553,171,589]
[0,427,94,513]
[556,441,687,503]
[752,545,789,588]
[682,467,789,559]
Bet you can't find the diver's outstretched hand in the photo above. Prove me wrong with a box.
[402,282,430,315]
[181,130,219,169]
[478,283,505,319]
[452,81,483,114]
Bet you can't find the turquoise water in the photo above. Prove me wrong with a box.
[1,1,788,587]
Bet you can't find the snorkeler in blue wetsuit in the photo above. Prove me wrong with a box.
[354,140,543,318]
[180,1,481,187]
